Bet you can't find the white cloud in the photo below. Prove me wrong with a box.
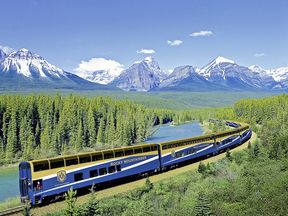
[74,57,124,76]
[167,40,183,46]
[190,30,213,37]
[254,53,265,57]
[136,49,156,54]
[0,45,15,54]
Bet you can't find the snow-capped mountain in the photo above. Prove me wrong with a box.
[267,67,288,82]
[157,65,218,91]
[0,48,111,90]
[75,69,121,85]
[0,48,68,79]
[111,57,167,91]
[198,56,277,90]
[0,49,7,61]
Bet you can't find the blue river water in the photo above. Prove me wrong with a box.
[0,121,202,203]
[145,121,203,144]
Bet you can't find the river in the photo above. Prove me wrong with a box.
[0,121,202,202]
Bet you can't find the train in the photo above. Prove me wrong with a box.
[19,121,252,205]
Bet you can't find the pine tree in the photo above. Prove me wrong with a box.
[64,188,78,216]
[87,107,97,148]
[107,113,116,146]
[194,192,213,216]
[226,149,232,161]
[96,118,105,146]
[82,186,102,216]
[198,162,206,174]
[6,111,18,163]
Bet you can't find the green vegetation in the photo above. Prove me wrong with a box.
[0,94,173,165]
[45,93,288,216]
[0,90,280,109]
[0,197,20,211]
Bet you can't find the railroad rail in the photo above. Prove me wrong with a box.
[0,206,23,216]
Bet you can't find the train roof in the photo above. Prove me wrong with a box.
[27,142,158,164]
[26,122,249,165]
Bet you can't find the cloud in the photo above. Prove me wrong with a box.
[167,40,183,46]
[74,57,124,76]
[190,30,213,37]
[136,49,156,54]
[0,45,15,54]
[254,53,265,57]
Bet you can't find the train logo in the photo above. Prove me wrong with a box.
[57,170,67,182]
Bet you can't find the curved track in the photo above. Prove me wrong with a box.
[0,206,22,216]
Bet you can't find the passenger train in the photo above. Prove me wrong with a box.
[19,121,252,205]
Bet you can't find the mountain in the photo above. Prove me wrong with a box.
[75,69,120,85]
[111,57,167,91]
[156,65,222,91]
[0,48,112,90]
[198,56,278,90]
[0,49,7,61]
[267,67,288,82]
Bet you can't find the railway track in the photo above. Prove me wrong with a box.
[0,206,22,216]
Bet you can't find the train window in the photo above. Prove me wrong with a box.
[162,145,168,150]
[33,162,49,172]
[90,170,98,178]
[143,146,151,152]
[66,157,79,166]
[92,153,103,161]
[104,152,114,159]
[99,168,107,175]
[116,165,121,172]
[124,149,134,156]
[115,150,124,158]
[50,159,64,169]
[33,179,43,191]
[187,149,195,155]
[108,166,116,173]
[134,148,143,154]
[74,173,83,182]
[79,155,91,164]
[175,152,184,158]
[151,145,157,151]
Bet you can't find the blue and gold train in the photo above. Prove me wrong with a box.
[19,121,252,205]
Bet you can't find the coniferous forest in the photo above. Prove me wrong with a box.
[45,94,288,216]
[0,95,173,165]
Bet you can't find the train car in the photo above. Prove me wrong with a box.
[19,121,252,206]
[158,123,251,169]
[19,143,160,205]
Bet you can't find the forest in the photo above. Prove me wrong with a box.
[0,95,174,165]
[44,94,288,216]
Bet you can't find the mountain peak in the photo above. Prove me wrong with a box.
[144,56,154,63]
[0,49,7,60]
[19,48,30,52]
[214,56,235,64]
[9,48,43,60]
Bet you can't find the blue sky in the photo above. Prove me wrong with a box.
[0,0,287,73]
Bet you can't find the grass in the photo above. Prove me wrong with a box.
[0,197,20,211]
[31,132,257,216]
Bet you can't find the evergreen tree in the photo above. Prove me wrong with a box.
[194,192,213,216]
[226,149,232,161]
[6,111,18,163]
[82,186,102,216]
[198,162,206,174]
[64,188,78,216]
[87,107,97,148]
[96,118,105,146]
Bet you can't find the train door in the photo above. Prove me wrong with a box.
[19,162,31,202]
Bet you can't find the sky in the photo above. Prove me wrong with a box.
[0,0,287,73]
